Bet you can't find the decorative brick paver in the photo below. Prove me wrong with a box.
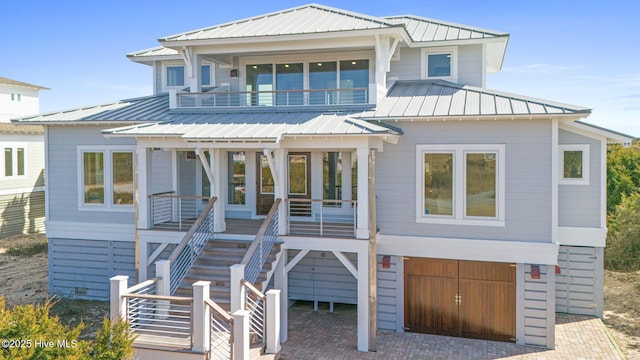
[280,302,624,360]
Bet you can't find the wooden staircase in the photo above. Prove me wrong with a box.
[174,239,281,310]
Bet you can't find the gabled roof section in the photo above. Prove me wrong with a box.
[359,80,591,119]
[159,4,400,43]
[13,94,170,124]
[384,15,507,42]
[0,77,49,90]
[127,46,180,58]
[104,112,402,142]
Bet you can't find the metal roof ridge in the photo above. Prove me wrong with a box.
[158,3,397,42]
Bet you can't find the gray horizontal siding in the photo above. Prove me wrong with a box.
[376,255,400,331]
[47,125,136,224]
[0,190,44,238]
[376,120,552,242]
[388,46,420,82]
[523,264,553,347]
[288,250,357,304]
[151,150,173,194]
[457,44,483,87]
[558,129,602,227]
[556,246,602,317]
[49,238,135,300]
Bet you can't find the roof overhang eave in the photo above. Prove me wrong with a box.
[363,112,591,122]
[563,121,636,145]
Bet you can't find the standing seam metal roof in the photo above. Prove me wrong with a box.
[383,15,507,42]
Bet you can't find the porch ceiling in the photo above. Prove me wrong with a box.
[103,112,402,142]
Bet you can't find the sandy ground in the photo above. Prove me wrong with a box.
[0,233,638,356]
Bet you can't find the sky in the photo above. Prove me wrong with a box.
[1,0,638,136]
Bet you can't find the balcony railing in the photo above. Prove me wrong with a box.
[176,87,369,108]
[287,199,357,238]
[150,192,209,231]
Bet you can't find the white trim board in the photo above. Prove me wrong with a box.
[377,234,559,265]
[45,220,135,242]
[557,226,606,247]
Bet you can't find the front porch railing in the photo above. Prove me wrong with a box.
[167,197,217,294]
[240,199,281,285]
[150,192,209,231]
[177,87,369,108]
[240,280,266,345]
[206,298,234,360]
[287,199,357,238]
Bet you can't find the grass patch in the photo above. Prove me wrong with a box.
[5,242,48,257]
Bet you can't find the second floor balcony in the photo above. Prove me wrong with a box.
[170,86,374,109]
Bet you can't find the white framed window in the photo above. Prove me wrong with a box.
[166,65,185,87]
[559,144,590,185]
[421,47,458,81]
[77,146,135,211]
[163,63,214,88]
[416,144,505,226]
[2,144,26,178]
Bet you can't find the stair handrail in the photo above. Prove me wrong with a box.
[167,196,218,294]
[205,298,234,360]
[240,199,281,284]
[240,279,266,344]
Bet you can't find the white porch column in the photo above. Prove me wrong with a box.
[230,264,246,313]
[232,310,250,360]
[171,150,179,222]
[374,35,399,104]
[210,148,226,232]
[183,47,201,93]
[265,289,281,354]
[109,275,128,322]
[137,146,152,230]
[192,281,211,353]
[357,249,370,351]
[156,260,171,319]
[341,151,352,208]
[356,147,370,239]
[274,148,288,235]
[274,247,288,342]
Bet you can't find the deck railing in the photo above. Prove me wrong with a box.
[240,199,281,285]
[149,192,209,231]
[167,197,217,294]
[241,280,266,344]
[206,298,234,360]
[287,199,357,238]
[177,87,369,108]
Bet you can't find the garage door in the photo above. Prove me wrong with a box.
[405,258,516,342]
[556,246,602,316]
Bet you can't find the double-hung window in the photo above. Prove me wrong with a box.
[3,145,26,178]
[417,144,505,226]
[559,144,589,185]
[79,146,135,210]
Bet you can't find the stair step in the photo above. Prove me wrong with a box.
[205,240,252,248]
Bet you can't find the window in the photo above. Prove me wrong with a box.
[201,64,211,86]
[559,144,589,185]
[417,144,505,226]
[288,155,307,195]
[79,147,135,209]
[228,152,246,205]
[422,47,458,80]
[246,64,274,106]
[276,63,304,105]
[167,66,185,87]
[3,145,26,178]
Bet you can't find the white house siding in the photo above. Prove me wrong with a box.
[0,191,44,237]
[558,129,601,227]
[48,237,135,300]
[151,150,173,194]
[457,44,483,87]
[46,125,136,224]
[0,87,40,121]
[556,245,603,317]
[376,254,402,331]
[376,120,552,242]
[520,264,555,348]
[288,250,357,305]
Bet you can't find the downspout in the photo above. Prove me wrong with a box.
[368,149,377,351]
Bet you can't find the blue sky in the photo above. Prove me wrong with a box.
[2,0,638,136]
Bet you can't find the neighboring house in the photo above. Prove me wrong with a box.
[0,77,47,238]
[15,3,634,355]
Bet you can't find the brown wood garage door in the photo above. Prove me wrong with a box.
[405,258,516,342]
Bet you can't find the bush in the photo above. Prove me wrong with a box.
[605,192,640,271]
[0,298,135,359]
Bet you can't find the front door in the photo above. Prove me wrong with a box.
[287,153,311,216]
[404,258,516,342]
[256,153,275,215]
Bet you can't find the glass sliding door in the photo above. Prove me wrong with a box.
[309,62,337,105]
[339,59,369,104]
[276,63,303,105]
[246,64,273,106]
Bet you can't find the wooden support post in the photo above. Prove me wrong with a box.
[265,289,281,354]
[192,281,211,353]
[230,264,245,313]
[109,275,128,322]
[233,310,250,360]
